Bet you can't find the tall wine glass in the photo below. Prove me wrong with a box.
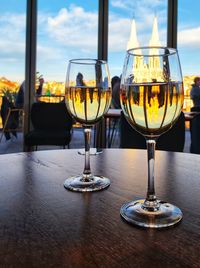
[120,47,184,228]
[64,59,111,192]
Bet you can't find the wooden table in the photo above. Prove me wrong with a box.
[0,149,200,267]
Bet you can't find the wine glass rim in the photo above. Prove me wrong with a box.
[127,46,177,56]
[69,58,107,65]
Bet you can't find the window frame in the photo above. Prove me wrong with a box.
[24,0,177,150]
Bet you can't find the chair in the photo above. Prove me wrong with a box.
[190,113,200,154]
[25,102,73,150]
[191,107,200,112]
[120,111,185,152]
[0,96,24,142]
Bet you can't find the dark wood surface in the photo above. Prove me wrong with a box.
[0,149,200,268]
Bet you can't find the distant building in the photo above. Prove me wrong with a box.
[127,16,163,83]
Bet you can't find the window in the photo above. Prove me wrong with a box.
[178,0,200,111]
[0,0,26,149]
[37,0,98,97]
[108,0,168,78]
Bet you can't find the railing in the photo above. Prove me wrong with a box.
[36,95,65,103]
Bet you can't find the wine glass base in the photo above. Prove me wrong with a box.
[120,199,183,228]
[78,148,103,155]
[64,175,110,192]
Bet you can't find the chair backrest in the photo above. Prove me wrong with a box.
[31,102,73,131]
[191,107,200,112]
[190,113,200,154]
[1,96,19,129]
[120,111,185,152]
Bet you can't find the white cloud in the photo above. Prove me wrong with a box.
[46,6,98,51]
[0,40,25,56]
[111,1,131,9]
[0,13,26,59]
[45,5,132,53]
[0,12,26,39]
[178,27,200,48]
[0,4,168,61]
[108,15,131,51]
[1,3,200,81]
[37,45,64,61]
[111,0,166,12]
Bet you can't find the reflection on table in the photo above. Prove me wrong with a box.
[0,149,200,267]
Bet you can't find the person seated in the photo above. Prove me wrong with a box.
[111,76,121,109]
[190,77,200,111]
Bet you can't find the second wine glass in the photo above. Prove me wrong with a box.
[120,47,184,228]
[64,59,111,192]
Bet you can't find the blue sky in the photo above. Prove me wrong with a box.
[0,0,200,82]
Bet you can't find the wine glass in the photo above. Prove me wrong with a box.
[120,46,184,228]
[64,59,111,192]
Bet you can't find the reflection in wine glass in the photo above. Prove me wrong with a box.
[77,126,102,155]
[64,59,111,192]
[120,47,184,228]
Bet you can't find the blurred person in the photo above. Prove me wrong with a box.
[76,72,84,86]
[16,80,25,108]
[190,76,200,111]
[36,77,44,96]
[76,72,86,103]
[111,76,121,109]
[1,96,18,140]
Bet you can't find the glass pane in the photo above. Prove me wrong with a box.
[0,0,26,153]
[178,0,200,111]
[108,0,168,81]
[37,0,98,101]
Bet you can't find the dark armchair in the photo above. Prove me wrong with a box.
[0,96,22,142]
[120,111,185,152]
[190,113,200,154]
[25,102,73,151]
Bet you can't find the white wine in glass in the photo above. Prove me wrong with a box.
[120,47,184,228]
[64,59,111,192]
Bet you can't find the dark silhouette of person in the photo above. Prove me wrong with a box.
[111,76,121,109]
[190,77,200,111]
[1,80,25,141]
[1,96,18,140]
[76,72,84,86]
[16,81,25,108]
[36,77,44,96]
[76,72,87,103]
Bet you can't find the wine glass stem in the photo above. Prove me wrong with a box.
[83,127,92,181]
[143,139,159,211]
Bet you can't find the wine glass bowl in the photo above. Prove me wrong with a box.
[120,47,184,228]
[64,59,111,192]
